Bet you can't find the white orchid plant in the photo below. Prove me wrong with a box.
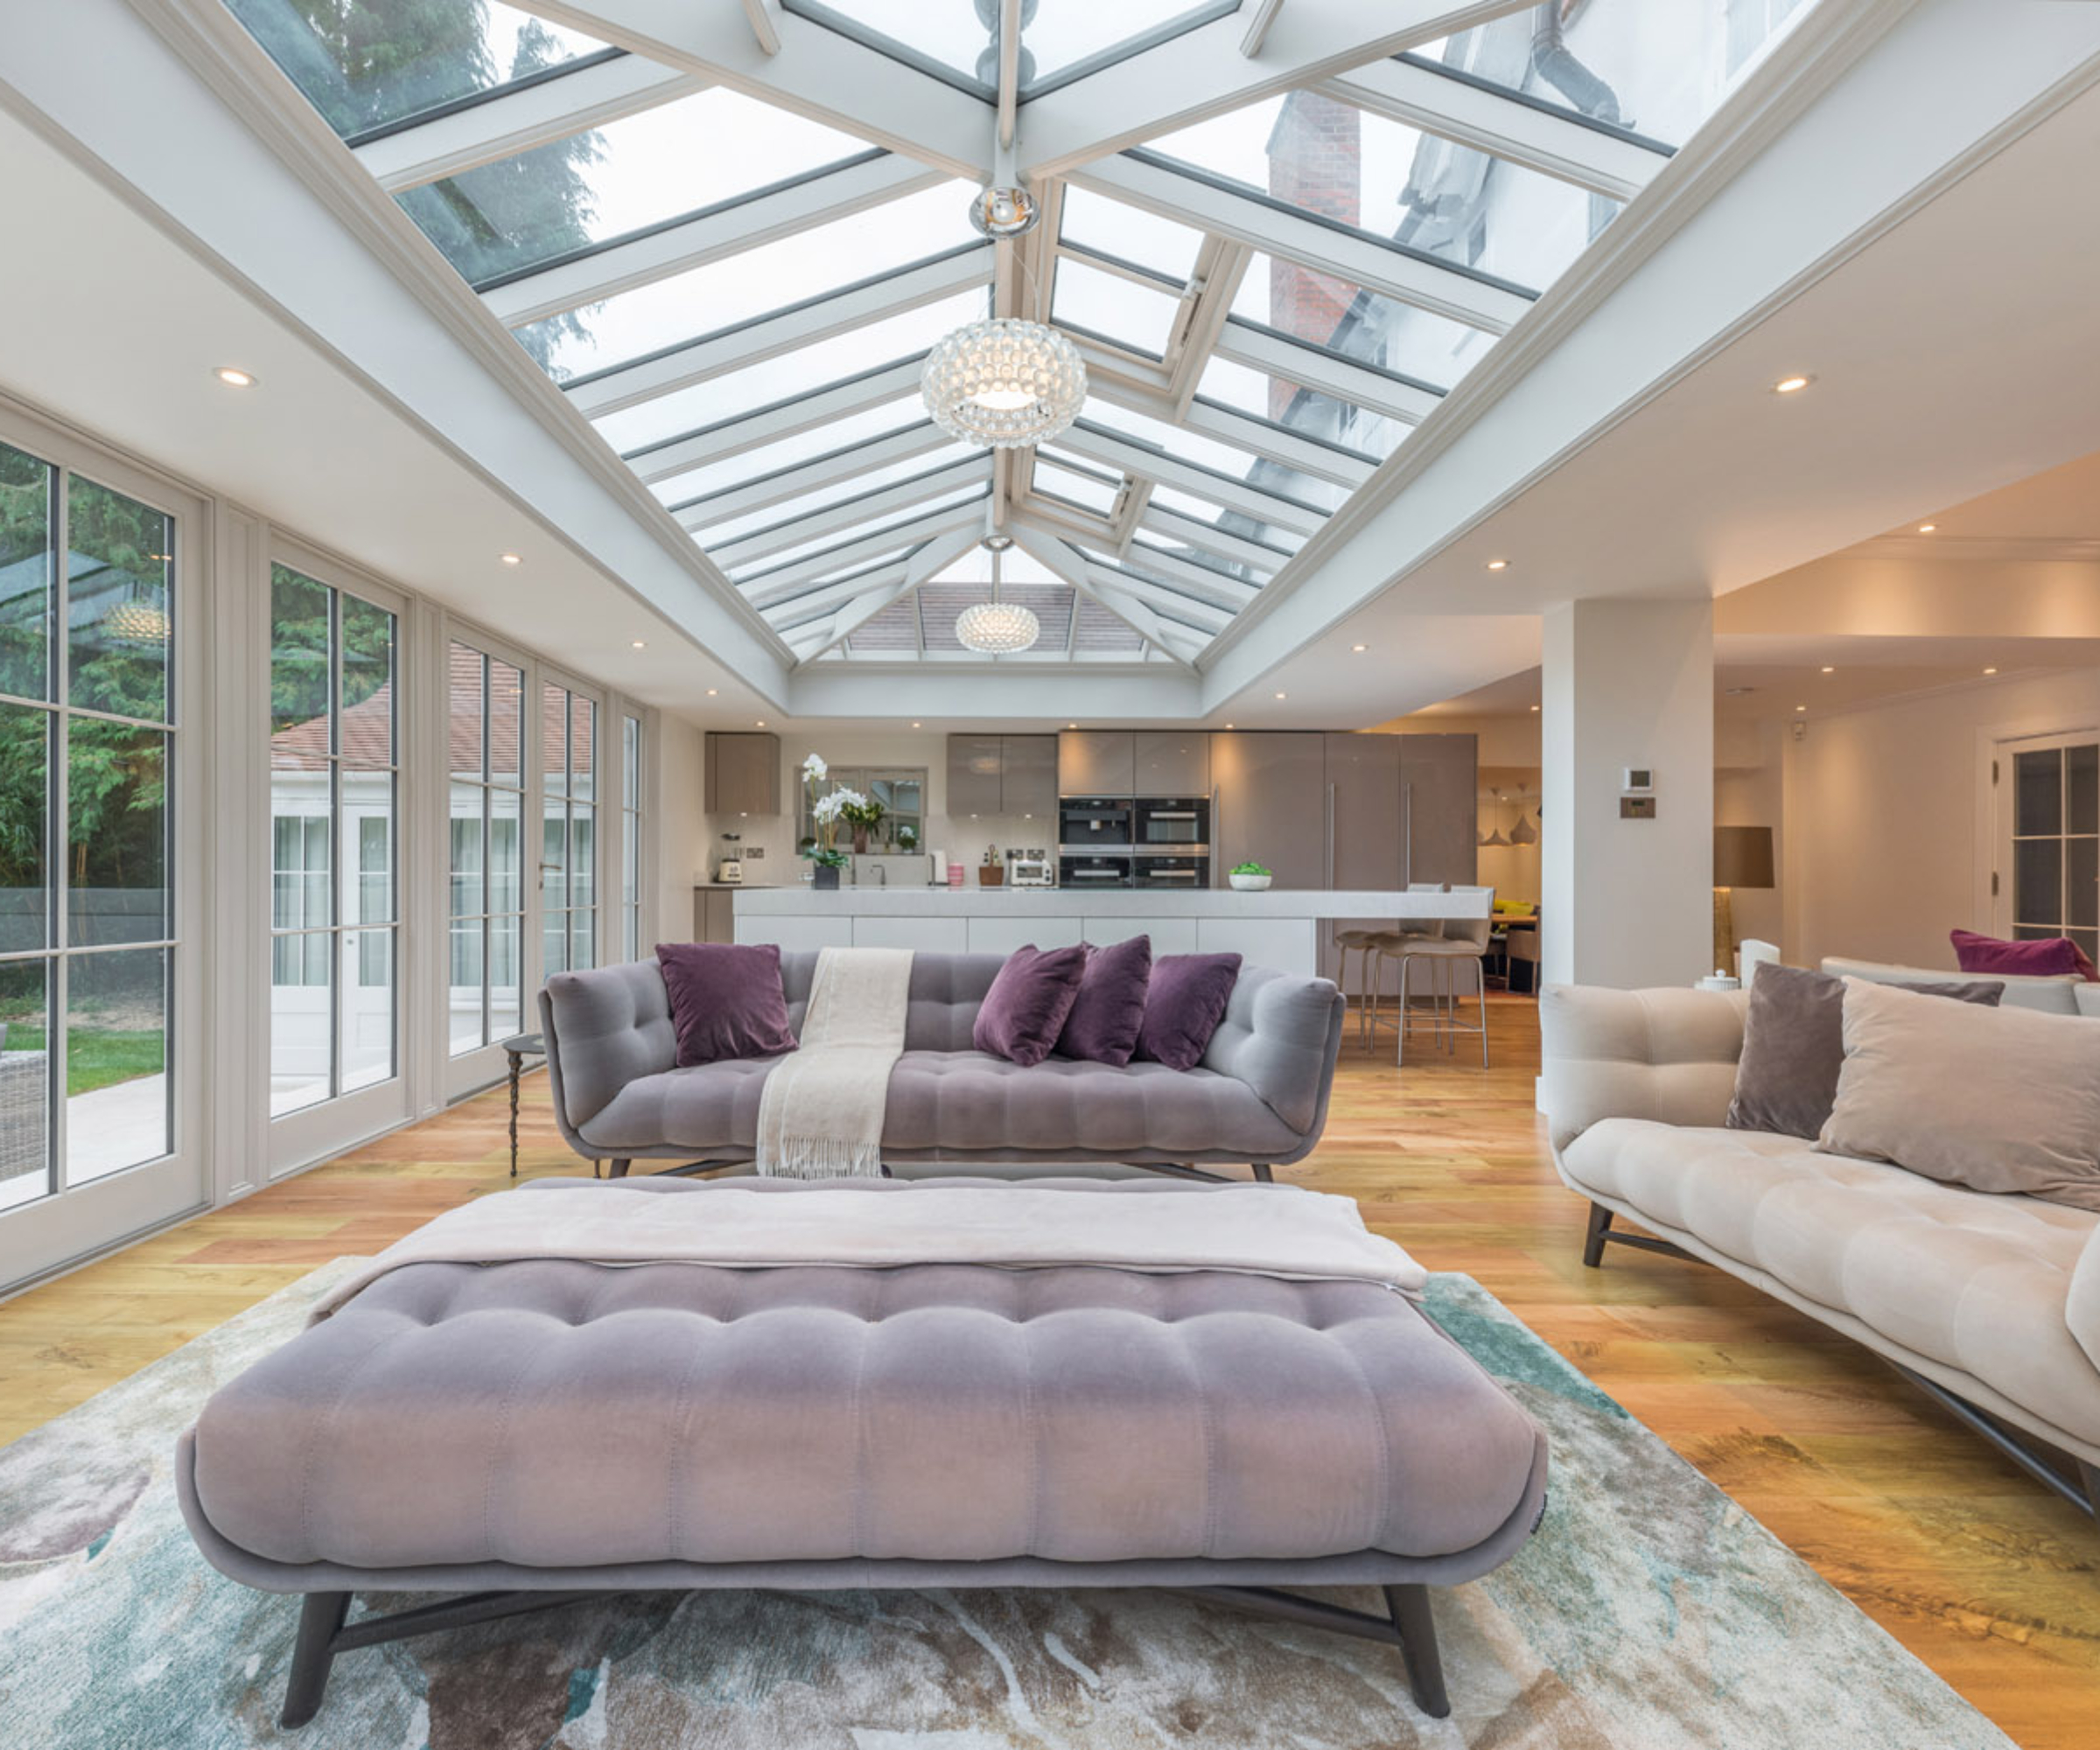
[799,753,853,868]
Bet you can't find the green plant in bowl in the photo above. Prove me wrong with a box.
[1231,862,1270,878]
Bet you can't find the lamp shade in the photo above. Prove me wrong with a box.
[1713,825,1775,889]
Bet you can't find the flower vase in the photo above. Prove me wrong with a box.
[812,864,841,891]
[851,826,870,854]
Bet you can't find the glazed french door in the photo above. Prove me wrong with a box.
[1992,731,2100,965]
[0,423,206,1288]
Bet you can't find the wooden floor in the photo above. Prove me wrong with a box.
[2,997,2093,1746]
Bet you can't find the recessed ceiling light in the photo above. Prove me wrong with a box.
[911,720,921,728]
[499,552,523,567]
[1530,704,1540,712]
[214,367,257,388]
[705,688,718,696]
[630,640,646,649]
[1820,665,1835,674]
[1485,558,1509,572]
[1772,374,1813,395]
[755,719,766,727]
[1351,643,1368,654]
[1274,691,1287,700]
[1917,522,1936,534]
[1796,704,1807,712]
[1224,723,1235,729]
[1983,667,1998,676]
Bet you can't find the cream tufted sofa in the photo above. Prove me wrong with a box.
[1537,984,2100,1507]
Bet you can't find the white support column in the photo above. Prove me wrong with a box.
[1541,598,1713,990]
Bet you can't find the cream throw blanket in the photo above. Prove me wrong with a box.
[754,944,914,1179]
[307,1182,1428,1322]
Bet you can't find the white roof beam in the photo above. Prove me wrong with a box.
[707,458,988,570]
[1320,57,1669,204]
[792,525,980,666]
[520,0,990,177]
[1058,422,1327,536]
[676,424,952,530]
[740,0,782,56]
[625,356,928,483]
[742,499,989,605]
[1083,373,1372,492]
[1082,558,1234,636]
[1211,319,1443,426]
[1069,152,1531,336]
[1007,523,1199,669]
[1097,542,1260,612]
[1138,504,1291,575]
[354,55,704,192]
[484,150,945,326]
[564,244,991,418]
[1018,0,1538,178]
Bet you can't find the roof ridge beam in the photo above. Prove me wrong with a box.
[354,55,705,192]
[484,150,946,326]
[1318,56,1669,203]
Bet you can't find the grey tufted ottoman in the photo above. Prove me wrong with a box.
[178,1178,1547,1728]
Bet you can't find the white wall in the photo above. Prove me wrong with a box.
[1782,668,2100,969]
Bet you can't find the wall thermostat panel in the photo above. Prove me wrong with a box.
[1622,767,1655,794]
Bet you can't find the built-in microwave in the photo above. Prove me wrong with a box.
[1133,854,1208,889]
[1134,796,1210,850]
[1058,853,1133,888]
[1059,795,1132,849]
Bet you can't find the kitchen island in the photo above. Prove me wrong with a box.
[731,886,1489,976]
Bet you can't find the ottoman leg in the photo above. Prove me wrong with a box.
[1581,1201,1614,1269]
[281,1592,350,1729]
[1250,1163,1273,1183]
[608,1158,631,1180]
[1383,1585,1450,1719]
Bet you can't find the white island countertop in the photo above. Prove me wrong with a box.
[731,886,1487,975]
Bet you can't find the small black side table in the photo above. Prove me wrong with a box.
[499,1032,545,1178]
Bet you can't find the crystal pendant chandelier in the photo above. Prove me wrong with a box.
[923,316,1086,449]
[955,535,1040,654]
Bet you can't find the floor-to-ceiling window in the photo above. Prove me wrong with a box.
[620,710,643,962]
[268,564,399,1116]
[448,641,525,1054]
[541,680,598,976]
[0,440,178,1216]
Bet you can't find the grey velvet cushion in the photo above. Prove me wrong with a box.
[189,1181,1543,1572]
[1819,977,2100,1213]
[1726,961,2003,1139]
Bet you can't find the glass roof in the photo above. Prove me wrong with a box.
[222,0,1788,670]
[229,0,612,141]
[779,1,1240,102]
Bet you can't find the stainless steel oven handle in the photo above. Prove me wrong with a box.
[1145,811,1198,820]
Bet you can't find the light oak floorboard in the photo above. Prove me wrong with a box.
[0,997,2091,1745]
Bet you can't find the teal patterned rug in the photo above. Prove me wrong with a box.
[0,1265,2014,1749]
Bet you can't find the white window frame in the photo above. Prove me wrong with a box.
[1980,721,2100,948]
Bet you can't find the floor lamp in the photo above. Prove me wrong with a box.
[1713,826,1775,978]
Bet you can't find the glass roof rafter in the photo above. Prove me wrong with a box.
[1007,524,1203,668]
[710,459,990,571]
[740,495,991,608]
[623,354,932,484]
[788,524,983,667]
[1058,421,1328,538]
[674,423,959,532]
[1210,318,1445,427]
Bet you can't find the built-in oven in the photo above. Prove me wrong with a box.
[1133,854,1209,889]
[1059,795,1132,849]
[1058,853,1133,889]
[1134,796,1210,850]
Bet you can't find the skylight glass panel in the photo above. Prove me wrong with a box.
[1082,409,1282,493]
[397,91,872,286]
[1032,459,1121,516]
[1410,0,1815,149]
[1147,486,1306,554]
[1057,186,1203,281]
[754,544,920,595]
[698,449,982,549]
[1130,536,1270,584]
[1196,357,1403,462]
[229,0,611,140]
[518,181,975,382]
[1144,92,1617,301]
[732,495,985,582]
[655,401,925,509]
[1230,256,1487,397]
[1050,260,1183,359]
[592,288,990,453]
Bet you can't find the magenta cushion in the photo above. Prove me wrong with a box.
[654,942,799,1067]
[972,943,1088,1067]
[1950,928,2099,982]
[1136,952,1242,1072]
[1055,934,1153,1066]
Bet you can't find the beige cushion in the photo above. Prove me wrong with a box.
[1560,1118,2100,1446]
[1820,956,2082,1016]
[1819,978,2100,1214]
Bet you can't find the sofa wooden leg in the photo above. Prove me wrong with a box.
[280,1592,350,1729]
[608,1158,631,1180]
[1382,1584,1450,1719]
[1581,1202,1614,1269]
[1250,1163,1273,1184]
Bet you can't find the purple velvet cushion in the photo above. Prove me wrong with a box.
[972,943,1088,1067]
[1055,934,1153,1066]
[1950,928,2100,981]
[1136,952,1242,1072]
[654,942,799,1068]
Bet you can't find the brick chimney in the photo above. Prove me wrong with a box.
[1265,93,1361,421]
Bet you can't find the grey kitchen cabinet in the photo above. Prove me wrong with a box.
[1135,730,1210,795]
[1058,729,1136,797]
[945,734,1004,818]
[1399,733,1479,887]
[705,732,780,816]
[999,734,1058,820]
[693,888,737,945]
[1321,732,1404,986]
[946,733,1058,819]
[1209,732,1326,890]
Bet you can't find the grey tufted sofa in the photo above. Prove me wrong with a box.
[539,950,1346,1182]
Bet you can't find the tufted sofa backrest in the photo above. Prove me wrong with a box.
[777,950,1001,1051]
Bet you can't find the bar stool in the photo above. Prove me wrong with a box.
[1333,926,1390,1045]
[1389,886,1494,1068]
[1366,883,1453,1052]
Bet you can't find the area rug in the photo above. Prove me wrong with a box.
[0,1264,2015,1750]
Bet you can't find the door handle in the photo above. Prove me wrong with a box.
[1211,786,1221,887]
